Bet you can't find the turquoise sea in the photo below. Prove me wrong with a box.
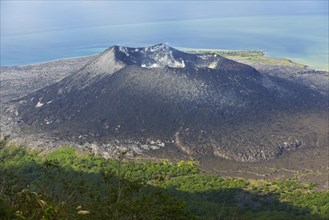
[1,15,328,71]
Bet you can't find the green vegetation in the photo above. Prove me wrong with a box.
[186,49,264,57]
[0,138,328,219]
[185,49,307,68]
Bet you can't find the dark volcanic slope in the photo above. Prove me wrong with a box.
[16,44,328,162]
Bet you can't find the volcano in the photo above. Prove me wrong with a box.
[16,44,328,162]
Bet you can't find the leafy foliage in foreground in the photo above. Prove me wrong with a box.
[0,140,328,219]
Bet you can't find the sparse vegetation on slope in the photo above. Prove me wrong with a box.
[0,139,328,219]
[185,49,306,68]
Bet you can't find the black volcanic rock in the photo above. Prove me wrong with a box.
[16,44,328,162]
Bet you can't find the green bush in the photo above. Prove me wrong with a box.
[0,141,328,219]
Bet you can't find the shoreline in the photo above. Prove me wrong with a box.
[0,53,98,69]
[1,47,328,72]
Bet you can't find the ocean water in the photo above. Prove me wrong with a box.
[1,15,328,71]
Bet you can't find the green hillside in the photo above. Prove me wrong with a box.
[0,138,328,219]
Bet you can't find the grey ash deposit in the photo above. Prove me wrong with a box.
[1,44,328,162]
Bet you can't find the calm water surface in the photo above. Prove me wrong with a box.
[1,15,328,71]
